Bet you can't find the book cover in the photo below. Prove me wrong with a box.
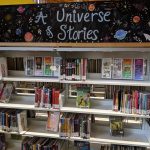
[0,84,13,103]
[44,56,53,76]
[112,58,122,79]
[134,59,144,80]
[35,57,43,76]
[109,116,124,136]
[76,87,90,108]
[25,57,34,76]
[101,58,112,79]
[17,110,27,133]
[0,57,8,78]
[53,57,61,78]
[122,59,132,79]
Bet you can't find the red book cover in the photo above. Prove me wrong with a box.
[54,90,60,109]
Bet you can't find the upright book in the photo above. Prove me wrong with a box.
[35,57,43,76]
[101,58,112,79]
[122,59,132,79]
[25,57,34,76]
[0,57,8,78]
[112,58,122,79]
[134,59,144,80]
[44,56,53,76]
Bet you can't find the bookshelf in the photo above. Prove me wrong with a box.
[0,47,150,150]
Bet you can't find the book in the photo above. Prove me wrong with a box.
[101,58,112,79]
[46,112,60,132]
[44,56,53,76]
[0,57,8,78]
[112,58,122,79]
[17,110,27,133]
[0,84,13,103]
[35,57,43,76]
[134,59,144,80]
[109,116,124,136]
[76,87,90,108]
[25,57,34,76]
[122,58,132,79]
[53,57,61,78]
[74,141,90,150]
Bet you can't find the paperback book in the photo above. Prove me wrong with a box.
[101,58,112,79]
[76,87,90,108]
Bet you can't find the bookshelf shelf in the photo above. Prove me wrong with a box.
[2,76,59,82]
[24,120,59,139]
[3,76,150,87]
[0,95,60,112]
[61,99,150,118]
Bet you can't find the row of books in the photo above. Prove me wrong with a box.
[88,59,101,73]
[113,90,150,115]
[110,145,146,150]
[60,113,91,139]
[22,137,63,150]
[102,58,147,80]
[0,83,13,103]
[25,56,61,77]
[7,57,24,71]
[60,58,87,81]
[35,86,60,109]
[0,109,27,133]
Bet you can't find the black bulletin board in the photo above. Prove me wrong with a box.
[0,0,150,43]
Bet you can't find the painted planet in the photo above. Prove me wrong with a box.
[24,32,34,42]
[88,4,95,11]
[114,29,127,40]
[16,28,22,35]
[17,6,25,14]
[4,14,12,21]
[133,16,141,23]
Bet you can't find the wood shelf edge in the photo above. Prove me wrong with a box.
[0,42,150,48]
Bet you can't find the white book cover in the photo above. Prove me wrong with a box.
[17,110,27,133]
[112,58,122,79]
[101,58,112,79]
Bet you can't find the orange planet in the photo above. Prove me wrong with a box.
[88,4,95,12]
[133,16,141,23]
[24,32,34,42]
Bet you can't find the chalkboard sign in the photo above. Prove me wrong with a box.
[0,0,150,42]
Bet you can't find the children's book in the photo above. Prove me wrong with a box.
[25,57,34,76]
[109,116,124,136]
[112,58,122,79]
[35,57,43,76]
[122,59,132,79]
[134,59,144,80]
[76,87,90,108]
[53,57,61,78]
[44,56,53,76]
[101,58,112,79]
[0,57,8,78]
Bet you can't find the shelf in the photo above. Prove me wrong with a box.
[0,95,59,112]
[61,99,150,118]
[61,79,150,86]
[0,42,150,48]
[70,126,149,147]
[2,76,150,87]
[2,76,59,82]
[1,46,150,52]
[24,120,59,139]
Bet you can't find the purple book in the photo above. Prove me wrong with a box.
[134,59,144,80]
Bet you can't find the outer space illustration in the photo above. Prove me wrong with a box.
[0,0,150,42]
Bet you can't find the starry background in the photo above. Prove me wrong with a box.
[0,0,150,42]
